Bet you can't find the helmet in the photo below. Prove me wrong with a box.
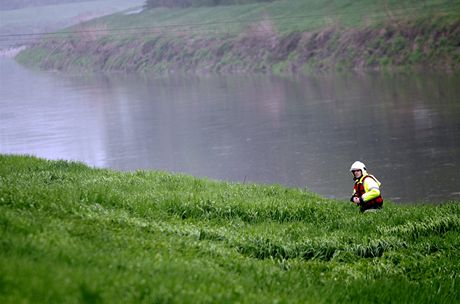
[350,161,367,175]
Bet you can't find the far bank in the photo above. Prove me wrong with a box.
[15,0,460,74]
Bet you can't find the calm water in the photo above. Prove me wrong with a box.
[1,57,459,203]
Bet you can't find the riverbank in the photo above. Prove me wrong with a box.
[0,0,145,50]
[15,0,460,74]
[1,154,459,302]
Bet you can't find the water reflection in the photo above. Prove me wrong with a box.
[1,57,459,203]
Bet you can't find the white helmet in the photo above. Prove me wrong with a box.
[350,161,367,175]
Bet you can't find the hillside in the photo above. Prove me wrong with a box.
[1,154,459,302]
[0,0,99,11]
[15,0,460,74]
[0,0,144,50]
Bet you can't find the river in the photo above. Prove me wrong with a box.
[1,57,459,203]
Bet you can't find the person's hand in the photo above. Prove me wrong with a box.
[353,197,361,204]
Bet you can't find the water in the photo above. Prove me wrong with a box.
[1,57,459,203]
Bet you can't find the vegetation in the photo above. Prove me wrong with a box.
[144,0,275,9]
[0,0,144,49]
[0,0,100,11]
[1,154,459,303]
[15,0,460,73]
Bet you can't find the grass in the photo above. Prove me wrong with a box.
[88,0,460,36]
[0,0,144,29]
[15,0,460,73]
[0,0,144,49]
[1,154,459,303]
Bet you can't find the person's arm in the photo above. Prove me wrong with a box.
[362,178,380,202]
[350,192,356,202]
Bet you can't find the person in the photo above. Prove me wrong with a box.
[349,161,383,212]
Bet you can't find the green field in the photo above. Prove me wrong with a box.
[1,154,459,303]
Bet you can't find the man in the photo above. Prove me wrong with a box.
[349,161,383,212]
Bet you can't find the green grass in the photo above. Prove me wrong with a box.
[0,0,144,28]
[1,154,459,303]
[0,0,144,48]
[14,0,460,73]
[88,0,460,36]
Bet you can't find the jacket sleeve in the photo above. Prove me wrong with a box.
[362,178,380,202]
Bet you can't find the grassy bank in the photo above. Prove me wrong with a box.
[1,154,459,303]
[15,0,460,74]
[0,0,144,49]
